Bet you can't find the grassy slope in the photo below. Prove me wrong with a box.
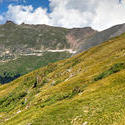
[0,33,125,125]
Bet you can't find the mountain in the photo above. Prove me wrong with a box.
[78,23,125,52]
[0,21,96,58]
[1,21,125,57]
[1,22,125,84]
[0,21,96,84]
[0,33,125,125]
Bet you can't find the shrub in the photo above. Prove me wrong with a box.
[94,63,125,81]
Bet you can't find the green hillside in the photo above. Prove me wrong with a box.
[0,33,125,125]
[0,52,71,84]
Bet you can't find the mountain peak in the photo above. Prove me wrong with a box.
[5,20,16,25]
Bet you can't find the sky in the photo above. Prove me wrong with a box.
[0,0,125,31]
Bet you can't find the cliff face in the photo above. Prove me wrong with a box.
[66,27,97,50]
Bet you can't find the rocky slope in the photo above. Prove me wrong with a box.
[78,23,125,52]
[0,33,125,125]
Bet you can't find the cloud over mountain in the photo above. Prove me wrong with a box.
[0,0,125,30]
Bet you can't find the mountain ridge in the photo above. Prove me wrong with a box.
[77,23,125,52]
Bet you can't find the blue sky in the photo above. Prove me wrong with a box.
[0,0,50,14]
[0,0,125,31]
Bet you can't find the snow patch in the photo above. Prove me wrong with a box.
[47,49,76,54]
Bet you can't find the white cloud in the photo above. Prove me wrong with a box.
[0,15,3,21]
[1,0,125,31]
[92,0,125,30]
[49,0,99,28]
[5,5,51,25]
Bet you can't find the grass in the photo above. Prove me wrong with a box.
[0,33,125,124]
